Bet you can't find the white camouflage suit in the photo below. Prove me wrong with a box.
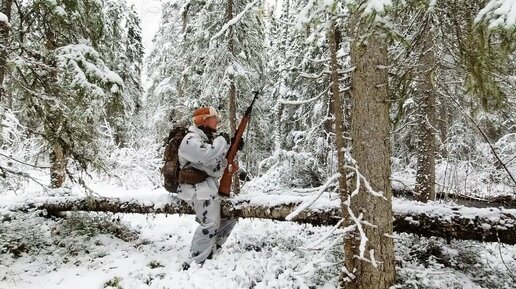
[177,125,237,265]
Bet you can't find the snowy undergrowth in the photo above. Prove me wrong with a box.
[0,211,341,289]
[392,157,516,198]
[2,211,515,289]
[395,234,516,289]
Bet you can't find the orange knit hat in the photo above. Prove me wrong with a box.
[192,106,219,126]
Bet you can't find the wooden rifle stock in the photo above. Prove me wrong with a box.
[218,92,258,196]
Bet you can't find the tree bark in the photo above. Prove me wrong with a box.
[328,24,352,274]
[50,142,67,188]
[11,196,516,245]
[0,0,12,108]
[415,17,437,203]
[344,10,395,289]
[226,0,240,195]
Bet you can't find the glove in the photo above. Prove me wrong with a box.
[217,132,230,144]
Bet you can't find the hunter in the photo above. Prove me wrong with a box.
[177,106,238,270]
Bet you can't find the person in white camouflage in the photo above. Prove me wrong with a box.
[177,107,238,270]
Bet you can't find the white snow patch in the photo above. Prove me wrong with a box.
[363,0,392,15]
[475,0,516,28]
[0,12,8,23]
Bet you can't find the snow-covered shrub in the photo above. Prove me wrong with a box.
[98,140,162,189]
[0,210,139,262]
[395,234,516,289]
[255,148,328,192]
[0,108,50,193]
[104,276,123,289]
[55,212,139,243]
[0,211,53,258]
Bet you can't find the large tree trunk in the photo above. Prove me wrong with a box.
[226,0,240,195]
[0,0,12,108]
[344,10,395,289]
[11,195,516,245]
[415,17,437,203]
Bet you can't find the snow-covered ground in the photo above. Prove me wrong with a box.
[1,180,342,289]
[1,173,515,289]
[1,1,515,287]
[1,212,340,289]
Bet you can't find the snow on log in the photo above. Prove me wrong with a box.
[393,188,516,209]
[5,195,516,244]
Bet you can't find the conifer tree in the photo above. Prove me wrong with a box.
[4,0,138,187]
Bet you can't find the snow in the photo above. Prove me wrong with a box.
[295,0,316,29]
[0,12,8,23]
[279,90,325,105]
[1,165,516,289]
[127,0,163,91]
[210,0,261,41]
[2,0,516,286]
[286,173,340,221]
[475,0,516,28]
[363,0,392,15]
[0,209,341,288]
[54,6,67,16]
[56,43,124,95]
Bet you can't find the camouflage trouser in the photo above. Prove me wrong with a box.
[186,194,237,265]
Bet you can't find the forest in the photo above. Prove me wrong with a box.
[0,0,515,288]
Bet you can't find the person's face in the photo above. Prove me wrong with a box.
[204,116,219,130]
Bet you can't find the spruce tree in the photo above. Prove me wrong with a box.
[5,0,138,187]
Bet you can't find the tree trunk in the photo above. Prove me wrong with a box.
[226,0,240,194]
[328,20,348,222]
[13,195,516,245]
[50,142,67,188]
[273,99,284,151]
[273,0,290,152]
[415,18,437,203]
[0,0,12,108]
[44,17,67,188]
[344,11,395,289]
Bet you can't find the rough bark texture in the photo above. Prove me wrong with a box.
[44,26,67,189]
[50,142,66,188]
[226,0,240,195]
[10,196,516,245]
[345,11,396,289]
[0,0,12,108]
[415,18,437,203]
[329,22,348,205]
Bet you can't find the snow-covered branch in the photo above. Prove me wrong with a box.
[279,86,328,105]
[286,173,341,221]
[475,0,516,29]
[0,12,8,23]
[210,0,261,41]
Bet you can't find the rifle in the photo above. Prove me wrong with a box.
[218,91,259,196]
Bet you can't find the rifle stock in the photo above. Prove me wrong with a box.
[218,92,258,196]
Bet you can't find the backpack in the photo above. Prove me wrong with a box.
[161,126,189,193]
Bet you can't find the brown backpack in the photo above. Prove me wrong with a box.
[162,126,189,192]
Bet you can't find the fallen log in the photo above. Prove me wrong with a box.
[393,188,516,209]
[5,195,516,245]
